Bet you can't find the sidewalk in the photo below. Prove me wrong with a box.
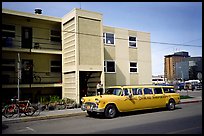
[2,97,202,124]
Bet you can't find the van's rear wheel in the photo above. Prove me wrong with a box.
[167,99,175,110]
[104,104,117,118]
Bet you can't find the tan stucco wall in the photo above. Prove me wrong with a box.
[62,8,104,103]
[137,31,152,84]
[103,26,152,86]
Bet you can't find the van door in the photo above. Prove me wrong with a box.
[132,88,146,110]
[152,87,166,108]
[142,88,155,109]
[116,88,136,112]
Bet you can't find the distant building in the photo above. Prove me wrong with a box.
[152,75,166,84]
[176,57,202,81]
[164,51,190,82]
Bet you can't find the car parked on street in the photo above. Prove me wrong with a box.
[81,85,180,118]
[178,82,185,91]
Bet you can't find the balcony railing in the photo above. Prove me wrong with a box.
[2,37,62,51]
[2,72,62,84]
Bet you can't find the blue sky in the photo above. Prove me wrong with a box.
[2,2,202,76]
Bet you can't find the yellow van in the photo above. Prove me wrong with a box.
[81,85,180,118]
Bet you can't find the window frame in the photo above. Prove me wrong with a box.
[143,88,153,94]
[130,61,138,73]
[132,88,143,95]
[2,59,16,71]
[104,60,116,73]
[153,87,163,94]
[129,36,137,48]
[50,60,62,72]
[2,24,16,38]
[50,30,61,43]
[103,32,115,45]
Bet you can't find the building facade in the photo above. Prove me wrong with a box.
[2,8,152,104]
[164,51,190,82]
[175,57,202,81]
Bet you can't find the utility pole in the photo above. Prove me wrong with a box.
[17,53,21,117]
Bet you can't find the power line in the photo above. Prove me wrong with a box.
[62,30,202,47]
[154,38,202,53]
[3,22,202,48]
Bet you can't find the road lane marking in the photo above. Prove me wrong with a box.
[17,127,36,132]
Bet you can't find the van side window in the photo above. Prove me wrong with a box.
[132,88,143,95]
[144,88,153,94]
[122,88,129,96]
[163,88,175,93]
[154,88,163,94]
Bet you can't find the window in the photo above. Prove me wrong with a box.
[2,24,15,38]
[2,59,15,71]
[122,89,129,96]
[132,88,143,95]
[163,88,175,93]
[103,32,115,45]
[144,88,153,94]
[104,60,116,73]
[51,60,61,72]
[129,36,137,48]
[130,62,137,73]
[2,24,15,47]
[105,88,122,96]
[50,30,61,42]
[154,88,163,94]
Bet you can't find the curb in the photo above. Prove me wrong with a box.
[178,100,202,104]
[2,112,87,124]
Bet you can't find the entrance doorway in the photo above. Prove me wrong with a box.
[22,27,32,49]
[79,71,101,101]
[21,59,33,84]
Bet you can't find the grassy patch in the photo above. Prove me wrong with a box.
[180,95,194,99]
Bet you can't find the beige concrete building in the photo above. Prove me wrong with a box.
[2,8,152,104]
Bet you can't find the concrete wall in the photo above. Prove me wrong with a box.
[103,26,152,86]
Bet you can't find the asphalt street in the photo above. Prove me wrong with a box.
[2,102,202,134]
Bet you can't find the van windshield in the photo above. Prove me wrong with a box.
[105,88,122,96]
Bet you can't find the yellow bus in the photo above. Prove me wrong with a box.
[81,85,180,118]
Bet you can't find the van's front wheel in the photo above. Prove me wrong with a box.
[104,104,117,118]
[167,99,175,110]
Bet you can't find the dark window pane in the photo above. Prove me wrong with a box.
[130,68,137,72]
[144,88,153,94]
[154,88,163,94]
[51,67,61,72]
[129,42,136,47]
[106,33,114,44]
[51,30,61,36]
[51,37,61,42]
[2,66,15,71]
[2,59,15,64]
[130,62,137,67]
[2,31,15,38]
[129,36,136,41]
[2,24,15,31]
[51,61,61,66]
[107,61,115,72]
